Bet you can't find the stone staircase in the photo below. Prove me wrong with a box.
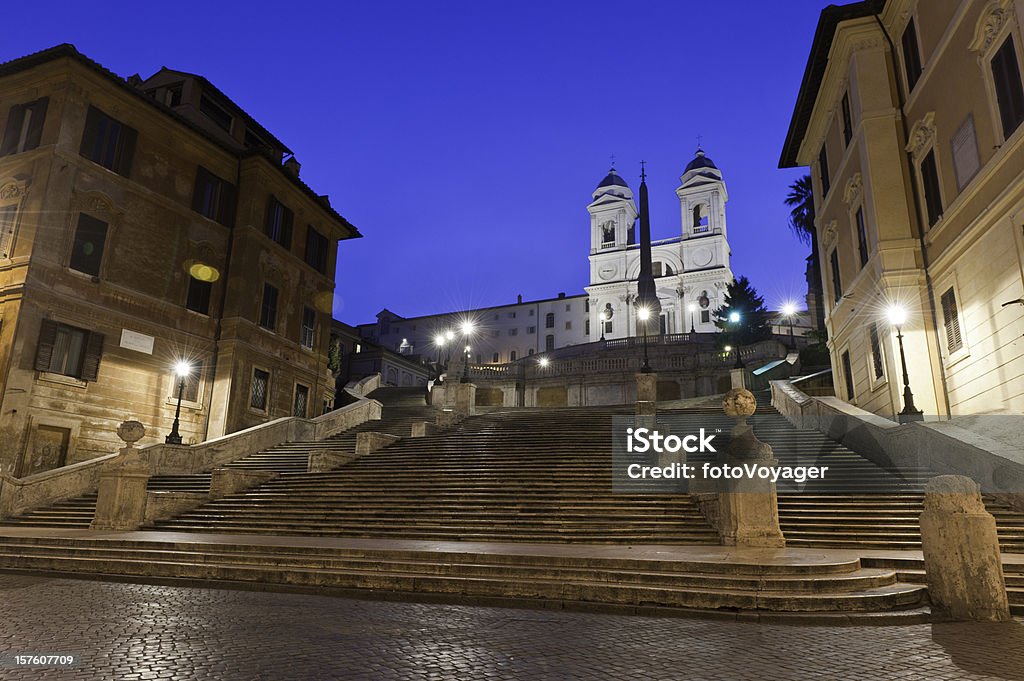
[0,388,436,529]
[0,534,931,621]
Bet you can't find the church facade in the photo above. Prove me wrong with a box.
[357,150,735,366]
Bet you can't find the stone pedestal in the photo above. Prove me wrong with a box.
[635,372,658,403]
[452,382,476,417]
[920,475,1010,621]
[356,432,401,456]
[410,421,438,438]
[730,368,748,390]
[210,468,278,497]
[91,421,151,531]
[716,389,785,547]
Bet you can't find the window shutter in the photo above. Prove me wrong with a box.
[80,330,105,381]
[24,97,48,150]
[191,167,209,214]
[114,124,137,177]
[264,195,276,235]
[218,180,236,226]
[1,105,23,156]
[79,106,102,160]
[34,319,59,372]
[940,288,963,354]
[282,206,294,248]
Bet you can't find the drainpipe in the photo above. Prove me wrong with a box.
[873,12,952,418]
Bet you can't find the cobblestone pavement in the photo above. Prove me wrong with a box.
[1,575,1023,681]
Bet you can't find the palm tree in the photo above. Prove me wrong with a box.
[785,175,824,330]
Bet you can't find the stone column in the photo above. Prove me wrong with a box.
[729,368,748,390]
[716,389,785,547]
[91,421,151,531]
[452,383,476,417]
[635,372,657,403]
[920,475,1010,621]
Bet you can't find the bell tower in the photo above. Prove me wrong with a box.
[587,168,636,255]
[676,149,731,272]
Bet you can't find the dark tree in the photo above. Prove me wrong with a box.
[714,275,772,346]
[785,175,825,330]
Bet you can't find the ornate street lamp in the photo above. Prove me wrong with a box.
[165,361,192,445]
[460,321,475,383]
[688,303,697,334]
[637,306,653,373]
[729,311,744,368]
[781,302,797,351]
[599,310,608,342]
[887,305,924,423]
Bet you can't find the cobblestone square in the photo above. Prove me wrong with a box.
[1,575,1023,680]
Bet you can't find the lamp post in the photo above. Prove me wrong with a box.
[688,303,697,334]
[781,302,797,351]
[729,311,744,368]
[599,311,607,342]
[460,321,475,383]
[165,361,192,445]
[433,334,446,379]
[637,306,653,373]
[444,330,455,364]
[887,305,924,423]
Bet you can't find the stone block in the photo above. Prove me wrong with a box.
[920,475,1010,621]
[143,491,209,524]
[308,450,358,472]
[210,468,278,499]
[91,454,150,531]
[453,383,476,416]
[356,432,401,456]
[411,421,438,438]
[730,368,748,390]
[635,372,658,403]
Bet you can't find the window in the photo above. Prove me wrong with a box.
[951,115,981,190]
[565,304,571,312]
[991,36,1024,139]
[585,300,590,312]
[652,262,663,277]
[829,249,843,304]
[509,328,518,336]
[940,287,964,354]
[585,319,590,336]
[79,106,136,177]
[527,326,535,334]
[528,348,534,355]
[259,283,279,331]
[529,309,535,316]
[305,227,330,274]
[901,18,923,92]
[841,92,853,146]
[35,320,104,381]
[693,205,709,230]
[162,84,183,107]
[250,369,269,410]
[509,311,517,318]
[510,351,517,361]
[841,350,855,402]
[1,97,48,156]
[264,196,294,249]
[301,307,316,349]
[601,221,615,246]
[818,145,830,197]
[293,384,309,418]
[200,94,232,132]
[659,314,668,334]
[186,277,212,315]
[492,352,500,363]
[920,149,943,228]
[545,313,554,329]
[170,370,200,403]
[69,214,108,277]
[868,323,885,381]
[565,321,572,330]
[0,205,17,258]
[191,167,234,225]
[545,334,555,351]
[855,207,869,268]
[700,310,710,324]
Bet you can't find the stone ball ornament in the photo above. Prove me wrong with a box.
[722,388,757,417]
[117,420,146,445]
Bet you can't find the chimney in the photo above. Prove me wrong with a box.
[558,292,566,299]
[283,156,301,177]
[517,294,523,304]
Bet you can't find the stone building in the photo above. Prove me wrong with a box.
[0,45,360,475]
[358,153,737,362]
[780,0,1024,417]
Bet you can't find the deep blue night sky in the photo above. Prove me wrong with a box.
[4,1,836,324]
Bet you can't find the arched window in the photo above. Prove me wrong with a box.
[601,221,615,246]
[692,204,709,231]
[510,350,517,361]
[545,334,555,351]
[545,312,555,328]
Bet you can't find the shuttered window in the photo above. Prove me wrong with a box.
[191,166,235,225]
[940,287,964,354]
[79,106,137,177]
[0,97,48,156]
[869,323,884,380]
[34,320,104,381]
[855,208,869,268]
[69,214,108,277]
[186,277,212,315]
[0,205,17,258]
[841,350,855,401]
[259,283,279,331]
[301,307,316,349]
[951,115,980,190]
[901,19,923,92]
[829,249,843,304]
[920,150,942,228]
[818,145,830,197]
[841,92,853,146]
[992,36,1024,139]
[304,227,329,273]
[264,196,293,249]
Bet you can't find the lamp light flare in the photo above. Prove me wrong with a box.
[461,321,475,336]
[434,334,446,347]
[538,357,550,367]
[781,302,797,317]
[445,330,455,341]
[637,306,651,321]
[724,345,733,352]
[729,312,741,323]
[174,361,192,377]
[687,303,697,312]
[887,305,908,326]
